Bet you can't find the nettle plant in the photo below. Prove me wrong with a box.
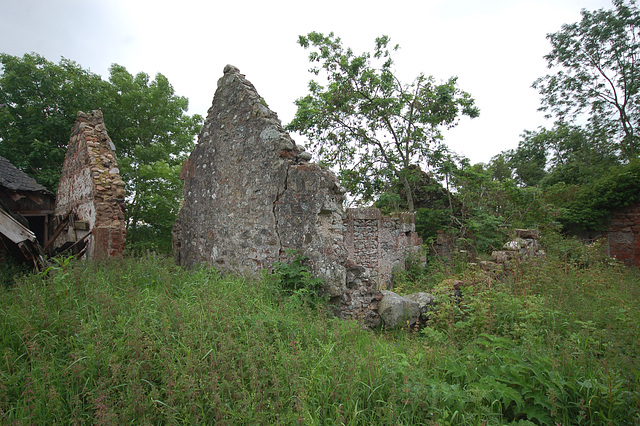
[271,250,325,307]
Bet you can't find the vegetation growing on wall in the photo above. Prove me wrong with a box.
[560,159,640,231]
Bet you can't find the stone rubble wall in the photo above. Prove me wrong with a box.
[173,65,325,274]
[54,110,126,259]
[343,208,422,289]
[173,66,422,324]
[605,204,640,267]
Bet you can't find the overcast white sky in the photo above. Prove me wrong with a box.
[0,0,613,164]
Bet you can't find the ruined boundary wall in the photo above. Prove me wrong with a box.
[54,110,126,259]
[173,66,422,323]
[605,203,640,267]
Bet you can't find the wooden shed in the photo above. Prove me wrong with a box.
[0,156,55,260]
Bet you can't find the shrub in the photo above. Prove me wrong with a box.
[271,250,326,307]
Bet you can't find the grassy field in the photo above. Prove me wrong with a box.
[1,236,639,424]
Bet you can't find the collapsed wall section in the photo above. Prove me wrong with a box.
[54,110,126,259]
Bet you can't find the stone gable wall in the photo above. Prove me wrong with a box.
[173,66,422,324]
[606,204,640,267]
[54,110,126,259]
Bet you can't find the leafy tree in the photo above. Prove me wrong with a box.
[505,130,549,187]
[506,124,620,187]
[0,53,202,252]
[533,0,640,159]
[286,32,479,211]
[487,153,513,182]
[539,125,620,186]
[103,65,202,249]
[560,159,640,231]
[0,53,111,189]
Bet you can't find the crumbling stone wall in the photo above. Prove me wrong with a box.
[343,208,422,289]
[173,66,422,324]
[174,65,347,293]
[54,110,126,259]
[605,204,640,267]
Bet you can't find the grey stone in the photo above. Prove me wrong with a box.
[298,152,312,161]
[224,64,240,74]
[173,65,423,327]
[174,65,347,294]
[503,238,526,251]
[277,136,294,151]
[515,228,540,240]
[378,290,420,329]
[404,292,436,314]
[491,250,512,263]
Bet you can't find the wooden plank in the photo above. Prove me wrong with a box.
[43,210,71,253]
[0,208,36,244]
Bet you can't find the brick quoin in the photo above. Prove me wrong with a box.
[606,204,640,267]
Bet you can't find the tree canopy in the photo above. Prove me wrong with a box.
[0,53,111,189]
[104,64,202,250]
[0,53,202,252]
[506,124,620,187]
[286,32,479,211]
[533,0,640,159]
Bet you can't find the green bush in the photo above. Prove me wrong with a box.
[271,250,326,307]
[0,256,32,288]
[560,159,640,231]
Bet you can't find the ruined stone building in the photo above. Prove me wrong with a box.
[173,65,422,324]
[54,110,126,259]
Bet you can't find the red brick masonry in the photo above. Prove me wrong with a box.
[606,204,640,267]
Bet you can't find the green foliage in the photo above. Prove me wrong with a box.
[540,232,619,269]
[0,53,202,252]
[506,124,621,187]
[414,206,451,245]
[439,160,559,255]
[533,0,640,159]
[99,65,202,250]
[0,53,112,190]
[287,32,479,210]
[506,129,549,187]
[0,256,32,288]
[560,159,640,231]
[271,250,325,307]
[0,248,638,424]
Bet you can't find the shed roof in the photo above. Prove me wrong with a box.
[0,155,53,195]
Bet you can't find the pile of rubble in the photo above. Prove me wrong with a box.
[478,228,544,273]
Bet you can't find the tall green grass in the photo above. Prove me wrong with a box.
[1,240,639,424]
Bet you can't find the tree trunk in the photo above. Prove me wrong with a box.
[400,174,415,212]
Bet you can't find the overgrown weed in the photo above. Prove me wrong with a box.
[0,240,638,424]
